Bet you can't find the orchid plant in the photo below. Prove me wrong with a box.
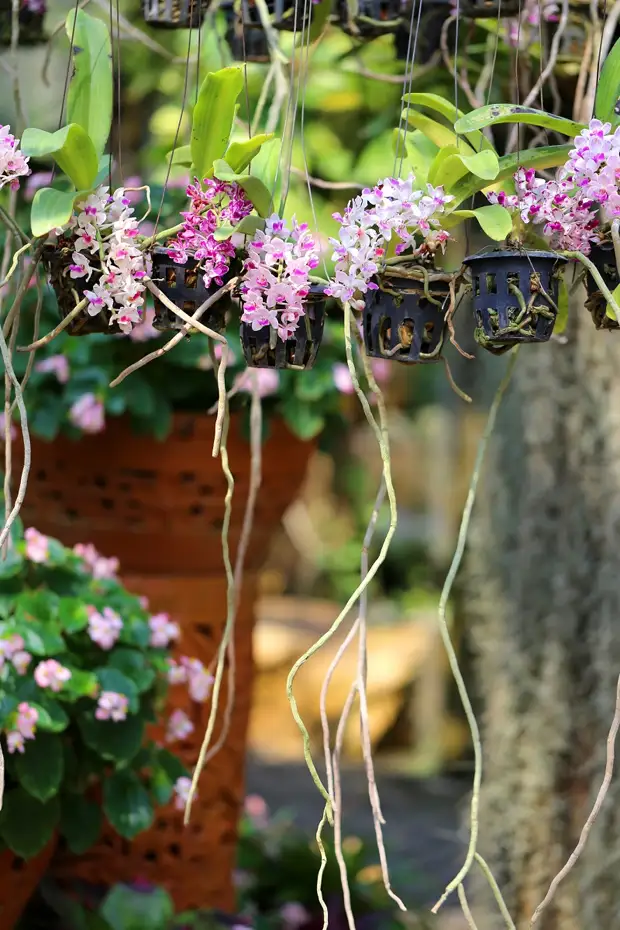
[0,521,216,860]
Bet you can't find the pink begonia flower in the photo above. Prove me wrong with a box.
[88,606,123,650]
[34,659,72,692]
[69,393,105,434]
[12,650,32,675]
[139,596,149,609]
[74,542,119,579]
[167,658,188,685]
[244,794,269,828]
[6,731,25,753]
[24,527,49,563]
[0,124,30,192]
[34,354,69,384]
[16,702,38,738]
[148,613,180,648]
[173,775,193,810]
[166,709,194,743]
[0,634,24,667]
[233,367,280,398]
[280,903,311,929]
[128,307,159,342]
[333,363,355,395]
[0,411,16,442]
[96,691,129,722]
[182,657,214,703]
[197,344,224,371]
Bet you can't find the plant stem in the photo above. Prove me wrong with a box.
[560,250,620,321]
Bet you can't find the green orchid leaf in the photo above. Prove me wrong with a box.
[459,149,500,180]
[30,187,87,237]
[392,129,438,184]
[595,36,620,126]
[306,0,332,42]
[555,278,569,334]
[605,282,620,321]
[65,9,113,159]
[442,205,512,240]
[21,125,98,191]
[401,92,493,151]
[191,67,244,180]
[454,104,585,138]
[429,147,499,192]
[212,215,265,241]
[166,144,193,168]
[213,159,273,216]
[449,143,573,207]
[402,109,476,152]
[225,133,275,174]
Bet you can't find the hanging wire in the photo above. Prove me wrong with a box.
[49,0,81,189]
[108,0,116,188]
[275,0,306,215]
[393,0,422,177]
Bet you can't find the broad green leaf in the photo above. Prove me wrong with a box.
[31,187,84,237]
[166,143,192,168]
[449,143,573,207]
[225,132,275,174]
[0,788,59,857]
[401,92,493,151]
[471,204,513,240]
[78,712,144,763]
[58,597,90,633]
[212,215,265,242]
[60,794,102,854]
[29,698,69,733]
[107,648,155,693]
[103,770,154,840]
[454,104,585,138]
[605,282,620,321]
[191,67,244,180]
[460,149,500,180]
[213,159,273,216]
[402,109,476,152]
[392,129,438,185]
[15,732,64,802]
[21,125,98,191]
[556,279,569,334]
[95,666,139,712]
[101,883,174,930]
[65,9,113,159]
[595,36,620,126]
[306,0,332,41]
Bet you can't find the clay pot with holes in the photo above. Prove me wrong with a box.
[362,274,449,364]
[0,0,46,46]
[463,249,567,353]
[584,242,620,331]
[149,246,237,332]
[337,0,402,38]
[142,0,206,28]
[0,843,56,929]
[43,243,122,336]
[240,285,326,370]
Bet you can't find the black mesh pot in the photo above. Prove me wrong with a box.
[337,0,403,38]
[363,276,450,364]
[142,0,206,28]
[0,0,46,46]
[240,287,326,370]
[460,0,520,17]
[395,0,449,62]
[150,247,234,332]
[585,242,619,331]
[463,249,567,351]
[223,2,270,61]
[43,244,122,336]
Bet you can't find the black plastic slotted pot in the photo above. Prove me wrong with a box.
[585,242,619,331]
[461,0,520,17]
[150,247,234,332]
[0,0,46,46]
[337,0,403,38]
[223,1,270,62]
[395,0,450,62]
[363,276,450,364]
[240,286,326,370]
[43,244,122,336]
[463,249,567,350]
[142,0,206,28]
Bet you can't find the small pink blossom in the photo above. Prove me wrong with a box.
[88,606,123,650]
[0,124,30,192]
[182,657,214,703]
[167,658,188,685]
[24,527,49,563]
[12,650,31,675]
[16,702,38,738]
[0,411,16,442]
[35,354,69,384]
[148,612,180,648]
[232,367,280,398]
[128,307,159,342]
[244,793,269,828]
[280,903,311,929]
[333,363,355,395]
[34,659,71,692]
[173,775,193,810]
[166,709,194,742]
[6,730,25,753]
[69,393,105,434]
[74,542,119,579]
[0,634,24,666]
[95,690,129,722]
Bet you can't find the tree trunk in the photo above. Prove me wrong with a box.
[464,295,620,930]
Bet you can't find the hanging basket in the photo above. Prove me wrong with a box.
[337,0,402,37]
[0,0,46,46]
[362,274,450,364]
[463,249,567,351]
[43,244,122,337]
[142,0,206,28]
[395,0,449,62]
[223,1,270,61]
[461,0,520,17]
[240,286,326,370]
[584,242,619,331]
[150,247,235,333]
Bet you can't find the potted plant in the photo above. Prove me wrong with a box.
[142,0,207,29]
[0,522,194,928]
[0,0,46,46]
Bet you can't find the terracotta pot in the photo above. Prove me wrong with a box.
[14,413,313,574]
[0,843,55,929]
